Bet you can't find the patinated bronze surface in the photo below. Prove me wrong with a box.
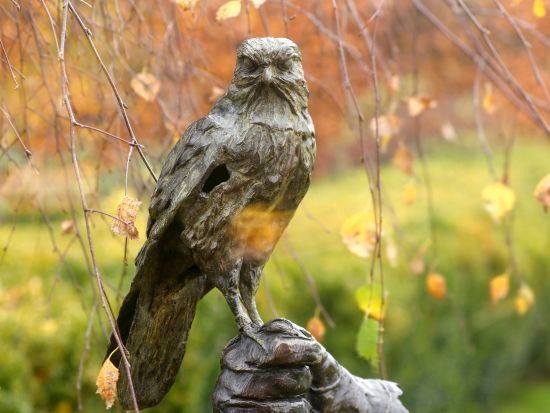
[107,37,315,409]
[213,319,408,413]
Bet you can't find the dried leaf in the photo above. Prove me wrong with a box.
[401,181,417,205]
[514,284,535,316]
[131,72,161,102]
[406,95,437,117]
[386,239,398,268]
[111,196,142,240]
[426,272,446,300]
[251,0,267,7]
[410,255,425,275]
[307,316,326,342]
[482,182,516,222]
[356,317,379,366]
[355,285,384,321]
[388,74,400,92]
[61,219,75,235]
[392,142,414,175]
[96,359,119,409]
[173,0,198,10]
[441,122,457,141]
[370,114,400,138]
[533,173,550,212]
[208,85,225,103]
[533,0,546,18]
[216,0,241,21]
[341,211,378,258]
[489,273,509,302]
[482,82,497,114]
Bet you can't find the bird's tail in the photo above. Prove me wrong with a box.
[105,242,210,409]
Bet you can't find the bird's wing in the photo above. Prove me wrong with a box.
[145,116,228,243]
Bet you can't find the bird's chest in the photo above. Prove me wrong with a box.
[231,123,311,187]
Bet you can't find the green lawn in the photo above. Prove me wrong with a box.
[1,137,549,412]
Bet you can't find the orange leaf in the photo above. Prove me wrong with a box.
[426,272,446,300]
[96,358,119,409]
[392,142,414,175]
[307,316,326,342]
[489,273,509,302]
[533,173,550,212]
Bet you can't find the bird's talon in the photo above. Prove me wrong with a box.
[241,326,267,352]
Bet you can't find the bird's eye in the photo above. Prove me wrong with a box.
[277,59,293,71]
[242,57,258,71]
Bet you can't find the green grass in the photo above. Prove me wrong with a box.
[1,137,550,412]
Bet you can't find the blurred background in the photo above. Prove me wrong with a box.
[1,0,550,412]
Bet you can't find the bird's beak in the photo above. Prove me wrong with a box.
[261,66,273,85]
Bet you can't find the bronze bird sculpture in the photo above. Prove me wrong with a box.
[107,37,315,409]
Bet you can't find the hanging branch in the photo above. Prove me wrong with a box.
[58,1,140,411]
[67,2,157,183]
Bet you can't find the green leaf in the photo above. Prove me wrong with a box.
[356,317,379,366]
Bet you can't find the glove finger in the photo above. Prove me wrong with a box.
[223,335,323,370]
[216,397,312,413]
[215,367,312,400]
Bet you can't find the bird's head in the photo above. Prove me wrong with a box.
[229,37,309,115]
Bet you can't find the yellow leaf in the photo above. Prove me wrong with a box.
[130,72,161,102]
[355,285,384,321]
[406,95,437,117]
[533,0,546,18]
[482,82,497,114]
[401,181,417,205]
[482,182,516,222]
[392,142,414,175]
[96,359,119,409]
[489,273,509,302]
[251,0,267,7]
[340,211,378,258]
[514,284,535,316]
[533,173,550,212]
[216,0,241,21]
[307,316,326,342]
[426,272,446,300]
[173,0,198,10]
[111,196,142,240]
[60,219,75,235]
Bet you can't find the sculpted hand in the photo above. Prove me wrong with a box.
[212,318,408,413]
